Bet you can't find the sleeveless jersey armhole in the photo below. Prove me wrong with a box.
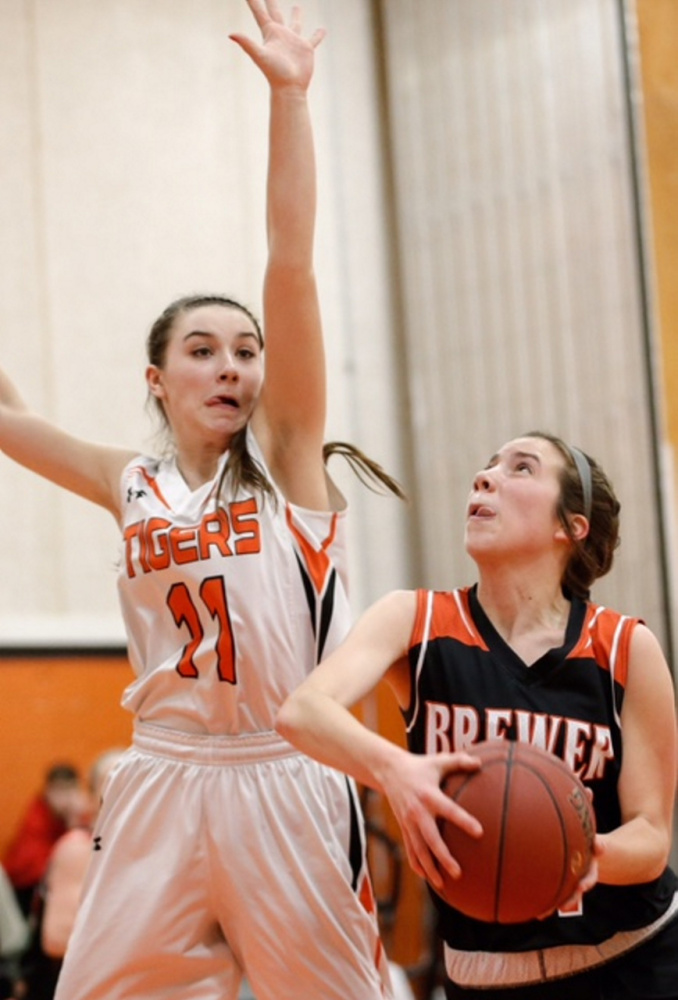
[405,589,434,734]
[609,615,643,727]
[612,616,641,690]
[584,606,643,728]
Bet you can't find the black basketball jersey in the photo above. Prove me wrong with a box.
[403,585,678,987]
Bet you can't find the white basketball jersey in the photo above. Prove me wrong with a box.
[117,429,351,734]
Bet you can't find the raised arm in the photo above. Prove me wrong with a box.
[276,590,483,890]
[0,367,135,519]
[231,0,329,508]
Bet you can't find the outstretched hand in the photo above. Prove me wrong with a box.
[231,0,325,91]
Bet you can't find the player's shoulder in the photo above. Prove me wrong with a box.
[577,601,645,683]
[583,601,643,645]
[395,586,478,651]
[427,586,479,643]
[121,452,161,478]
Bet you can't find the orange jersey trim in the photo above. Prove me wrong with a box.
[412,588,489,651]
[131,465,171,510]
[568,604,638,689]
[285,506,338,597]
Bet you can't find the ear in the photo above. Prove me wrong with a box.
[554,513,589,544]
[146,364,165,399]
[569,513,590,542]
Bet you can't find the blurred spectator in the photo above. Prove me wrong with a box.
[41,750,124,961]
[21,751,124,1000]
[0,864,29,999]
[3,765,85,919]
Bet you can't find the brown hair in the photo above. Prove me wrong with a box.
[147,294,406,503]
[526,431,620,599]
[323,441,406,499]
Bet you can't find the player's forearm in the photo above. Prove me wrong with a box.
[597,815,672,885]
[276,687,406,794]
[266,87,316,269]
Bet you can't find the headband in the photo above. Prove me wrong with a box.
[569,447,592,522]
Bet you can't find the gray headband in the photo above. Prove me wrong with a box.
[569,447,592,522]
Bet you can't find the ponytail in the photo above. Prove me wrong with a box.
[323,441,406,500]
[215,436,406,507]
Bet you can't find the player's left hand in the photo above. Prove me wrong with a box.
[231,0,325,92]
[538,833,603,919]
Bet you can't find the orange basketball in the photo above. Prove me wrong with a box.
[436,740,595,924]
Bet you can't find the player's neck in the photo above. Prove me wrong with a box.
[174,442,229,491]
[476,571,572,664]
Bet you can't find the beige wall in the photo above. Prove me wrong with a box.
[0,0,411,646]
[2,2,676,994]
[1,1,671,651]
[377,0,670,649]
[369,1,678,982]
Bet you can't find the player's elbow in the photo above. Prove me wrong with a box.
[649,828,673,880]
[275,693,304,747]
[276,685,322,750]
[635,842,671,884]
[638,814,674,880]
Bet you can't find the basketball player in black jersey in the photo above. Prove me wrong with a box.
[278,431,678,1000]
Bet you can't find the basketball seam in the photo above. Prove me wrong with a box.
[494,743,514,922]
[520,763,570,914]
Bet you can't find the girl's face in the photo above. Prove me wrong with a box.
[465,436,569,564]
[146,304,264,449]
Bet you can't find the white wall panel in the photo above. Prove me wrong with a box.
[379,0,667,643]
[0,0,410,645]
[0,0,669,652]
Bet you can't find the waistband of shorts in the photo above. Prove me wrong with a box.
[132,721,302,765]
[444,891,678,988]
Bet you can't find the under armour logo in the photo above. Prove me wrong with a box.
[93,836,102,852]
[126,487,147,502]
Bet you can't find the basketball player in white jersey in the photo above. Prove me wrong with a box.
[0,2,399,997]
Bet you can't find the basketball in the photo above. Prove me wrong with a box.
[436,740,595,924]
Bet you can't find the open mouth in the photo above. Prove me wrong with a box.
[469,503,495,518]
[208,395,239,409]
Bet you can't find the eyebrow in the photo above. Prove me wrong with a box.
[182,329,260,343]
[485,449,542,469]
